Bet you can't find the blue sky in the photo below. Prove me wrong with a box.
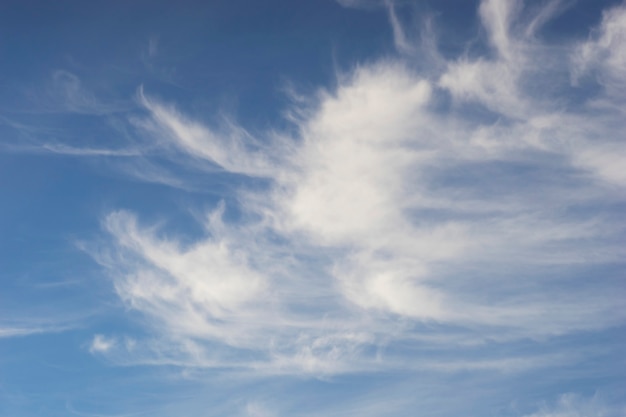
[1,0,625,416]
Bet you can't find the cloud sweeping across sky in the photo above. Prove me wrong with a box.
[0,0,624,416]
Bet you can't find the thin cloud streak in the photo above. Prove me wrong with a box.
[41,143,142,157]
[0,323,73,338]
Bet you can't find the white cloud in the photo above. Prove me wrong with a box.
[276,63,432,246]
[438,0,543,118]
[0,319,77,339]
[89,334,117,354]
[106,208,266,317]
[136,87,276,177]
[386,0,414,55]
[40,143,141,156]
[85,0,626,376]
[572,4,626,101]
[0,326,50,338]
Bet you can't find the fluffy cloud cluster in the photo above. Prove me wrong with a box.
[91,0,626,375]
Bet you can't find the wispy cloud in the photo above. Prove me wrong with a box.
[386,0,415,55]
[134,87,278,178]
[40,143,141,157]
[26,0,625,383]
[572,4,626,103]
[523,393,623,417]
[0,326,52,338]
[89,334,117,354]
[50,70,103,114]
[0,322,73,338]
[49,70,130,115]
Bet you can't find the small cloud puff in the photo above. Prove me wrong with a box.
[89,334,117,354]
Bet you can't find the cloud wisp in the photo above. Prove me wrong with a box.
[83,0,626,377]
[0,320,76,339]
